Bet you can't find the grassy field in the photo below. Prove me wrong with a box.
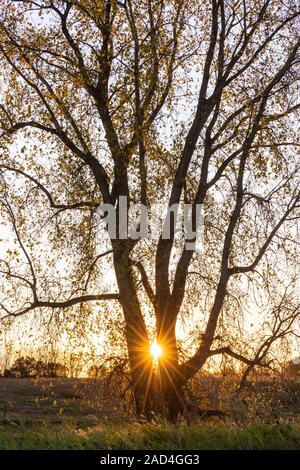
[0,421,299,450]
[0,377,129,425]
[0,378,299,450]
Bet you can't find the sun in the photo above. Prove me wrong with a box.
[150,339,162,361]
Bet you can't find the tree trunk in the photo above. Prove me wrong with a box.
[157,314,185,421]
[113,242,189,420]
[159,371,185,422]
[112,241,155,416]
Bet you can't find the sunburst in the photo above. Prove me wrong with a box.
[150,339,162,362]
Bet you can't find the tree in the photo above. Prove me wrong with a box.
[35,360,67,378]
[4,356,67,378]
[0,0,300,419]
[10,356,38,378]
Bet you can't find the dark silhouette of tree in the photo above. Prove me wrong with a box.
[10,356,38,378]
[3,368,15,378]
[3,357,67,378]
[35,360,67,378]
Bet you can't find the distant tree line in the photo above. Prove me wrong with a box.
[0,356,67,378]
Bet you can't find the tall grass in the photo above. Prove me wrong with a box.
[0,422,299,450]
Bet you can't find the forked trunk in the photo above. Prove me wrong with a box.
[113,243,188,420]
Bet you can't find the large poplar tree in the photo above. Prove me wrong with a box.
[0,0,299,418]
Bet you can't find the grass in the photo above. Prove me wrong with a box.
[0,378,299,450]
[0,421,299,450]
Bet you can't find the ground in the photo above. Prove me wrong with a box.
[0,378,299,449]
[0,377,129,425]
